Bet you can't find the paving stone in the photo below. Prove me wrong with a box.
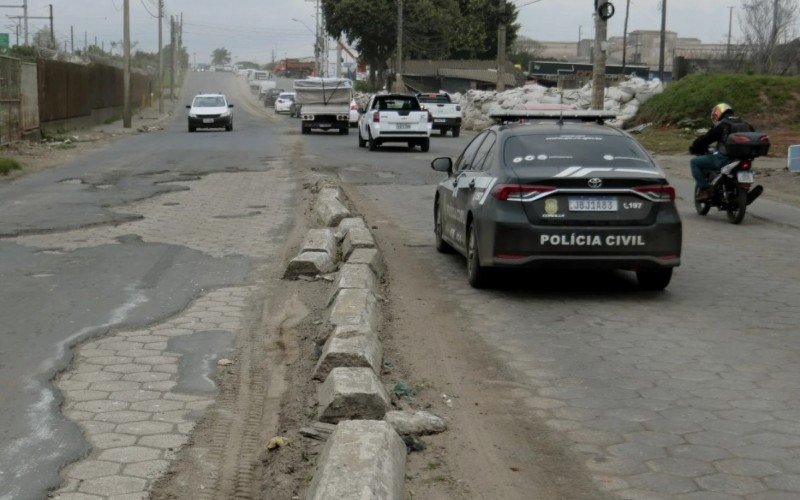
[715,458,782,477]
[129,399,184,413]
[669,445,733,462]
[68,390,109,402]
[110,390,162,403]
[81,421,116,435]
[607,442,668,461]
[94,411,153,424]
[72,371,124,383]
[89,356,134,366]
[134,355,178,366]
[97,446,161,463]
[73,400,129,413]
[122,459,170,479]
[763,474,800,492]
[627,472,698,494]
[116,421,174,435]
[142,381,177,391]
[56,380,91,391]
[78,475,147,496]
[138,434,189,450]
[52,494,103,500]
[151,410,192,423]
[696,474,767,495]
[121,372,170,382]
[66,460,121,480]
[63,410,95,421]
[78,349,117,358]
[104,364,152,374]
[90,433,138,449]
[185,400,213,411]
[647,457,714,477]
[88,381,142,392]
[307,420,405,500]
[151,364,178,374]
[586,456,650,475]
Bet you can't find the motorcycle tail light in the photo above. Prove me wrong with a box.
[730,135,751,144]
[492,184,555,201]
[633,185,676,202]
[741,160,752,170]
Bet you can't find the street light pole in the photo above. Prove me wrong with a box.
[496,0,506,91]
[658,0,667,80]
[123,0,131,128]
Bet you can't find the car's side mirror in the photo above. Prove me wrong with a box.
[185,105,191,109]
[431,157,453,174]
[228,104,234,108]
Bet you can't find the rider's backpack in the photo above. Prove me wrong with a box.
[719,116,770,159]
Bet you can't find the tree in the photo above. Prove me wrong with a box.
[449,0,520,59]
[211,47,231,66]
[739,0,799,72]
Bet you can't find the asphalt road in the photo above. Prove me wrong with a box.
[303,124,800,498]
[0,72,296,500]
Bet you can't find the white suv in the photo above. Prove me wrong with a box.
[357,94,432,152]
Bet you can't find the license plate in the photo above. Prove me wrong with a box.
[203,118,214,124]
[568,196,618,212]
[434,119,446,123]
[737,171,754,183]
[320,123,331,128]
[396,123,411,130]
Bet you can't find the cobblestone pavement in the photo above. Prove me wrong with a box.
[358,183,800,499]
[14,168,295,499]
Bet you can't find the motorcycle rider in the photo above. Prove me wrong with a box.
[689,103,754,201]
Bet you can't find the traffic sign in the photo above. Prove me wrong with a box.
[0,33,10,49]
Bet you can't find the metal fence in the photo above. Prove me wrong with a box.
[37,60,153,123]
[0,56,22,145]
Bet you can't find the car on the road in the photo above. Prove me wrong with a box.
[186,93,234,132]
[274,92,295,114]
[263,88,285,107]
[357,94,432,151]
[417,92,462,137]
[431,111,682,289]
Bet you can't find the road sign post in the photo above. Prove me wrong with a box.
[0,33,9,48]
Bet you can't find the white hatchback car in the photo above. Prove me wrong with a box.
[186,94,233,132]
[275,92,296,114]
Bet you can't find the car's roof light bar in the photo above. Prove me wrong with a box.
[490,110,618,125]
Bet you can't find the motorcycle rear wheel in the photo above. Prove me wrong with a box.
[726,187,748,224]
[694,187,711,216]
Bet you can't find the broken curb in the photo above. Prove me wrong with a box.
[317,367,390,423]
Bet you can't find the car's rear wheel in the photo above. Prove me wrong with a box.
[420,138,430,153]
[440,128,447,136]
[435,197,455,254]
[225,123,233,132]
[188,124,195,133]
[301,125,310,135]
[358,129,366,148]
[452,126,461,138]
[636,268,673,291]
[368,130,379,151]
[339,127,349,135]
[466,220,489,288]
[726,187,748,224]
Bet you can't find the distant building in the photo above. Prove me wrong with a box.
[401,60,518,93]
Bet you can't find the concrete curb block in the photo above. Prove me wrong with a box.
[316,195,351,227]
[306,420,406,500]
[384,410,448,437]
[335,217,369,241]
[301,228,338,259]
[342,227,376,260]
[317,367,391,423]
[327,263,377,306]
[313,328,383,381]
[329,288,378,330]
[284,251,336,279]
[347,247,385,278]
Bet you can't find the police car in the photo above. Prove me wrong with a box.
[431,111,682,289]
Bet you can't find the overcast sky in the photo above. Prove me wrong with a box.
[5,1,774,63]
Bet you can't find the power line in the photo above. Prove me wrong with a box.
[139,0,158,18]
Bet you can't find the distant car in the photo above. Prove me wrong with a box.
[186,93,234,132]
[357,94,432,151]
[349,99,361,127]
[430,111,682,289]
[263,88,285,107]
[275,92,295,114]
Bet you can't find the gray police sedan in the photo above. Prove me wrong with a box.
[431,112,682,290]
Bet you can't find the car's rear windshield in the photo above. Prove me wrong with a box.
[193,96,226,107]
[278,93,294,99]
[503,133,653,168]
[417,94,451,104]
[376,97,421,111]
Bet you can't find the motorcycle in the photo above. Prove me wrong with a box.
[694,133,770,225]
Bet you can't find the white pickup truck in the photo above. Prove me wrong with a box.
[416,92,462,137]
[357,94,432,152]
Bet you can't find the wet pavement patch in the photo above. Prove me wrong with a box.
[168,330,236,394]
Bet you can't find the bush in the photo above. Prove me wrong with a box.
[637,73,800,127]
[0,158,22,176]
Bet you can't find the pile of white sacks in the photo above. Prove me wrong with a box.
[452,77,664,130]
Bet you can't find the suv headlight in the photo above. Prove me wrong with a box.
[220,110,231,118]
[188,113,197,118]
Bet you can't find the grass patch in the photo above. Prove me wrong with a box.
[636,127,695,155]
[55,143,77,150]
[427,461,441,470]
[0,157,23,175]
[638,73,800,127]
[104,114,122,125]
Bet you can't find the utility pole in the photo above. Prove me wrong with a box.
[84,31,87,51]
[658,0,667,80]
[123,0,131,128]
[578,25,582,58]
[170,16,175,101]
[70,25,74,53]
[0,1,28,45]
[726,6,734,58]
[23,0,27,45]
[393,0,404,91]
[622,0,630,73]
[49,4,53,48]
[496,0,506,91]
[336,37,343,78]
[158,0,164,113]
[591,10,607,109]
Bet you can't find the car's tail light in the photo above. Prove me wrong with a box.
[277,99,283,104]
[373,113,380,123]
[741,160,752,170]
[350,102,359,110]
[633,185,676,202]
[492,184,555,201]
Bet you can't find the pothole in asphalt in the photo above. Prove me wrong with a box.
[58,178,85,185]
[94,184,113,190]
[212,211,262,219]
[163,202,180,206]
[168,330,236,394]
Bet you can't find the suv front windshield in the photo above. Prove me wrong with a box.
[193,96,226,107]
[503,133,653,168]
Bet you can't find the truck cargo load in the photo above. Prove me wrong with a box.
[293,78,353,105]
